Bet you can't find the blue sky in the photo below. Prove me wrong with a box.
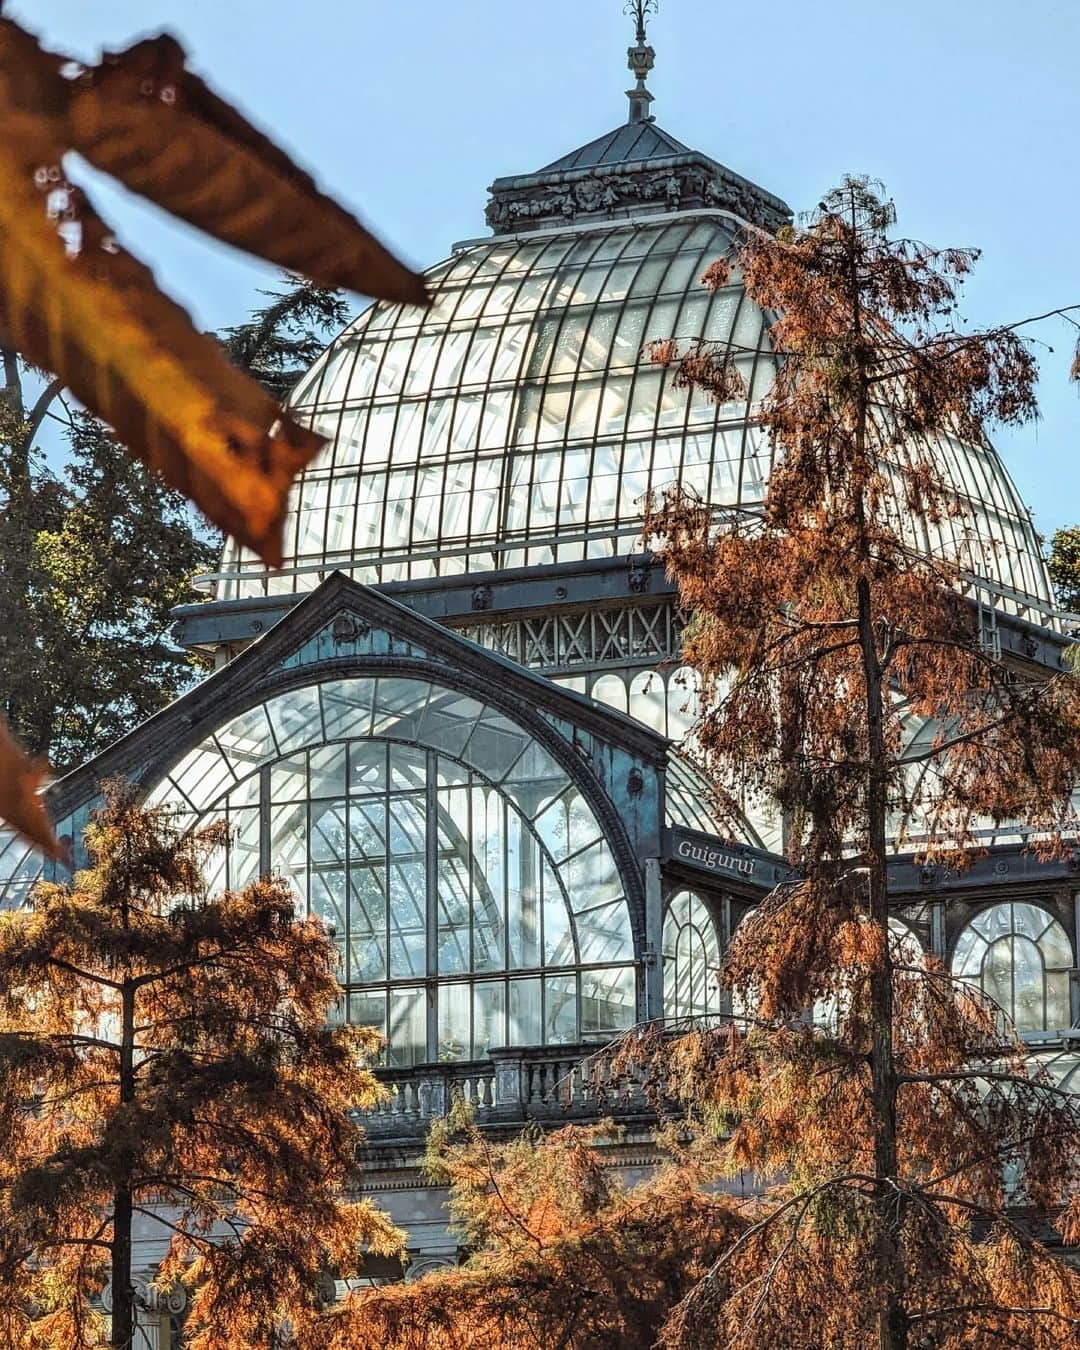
[12,0,1080,539]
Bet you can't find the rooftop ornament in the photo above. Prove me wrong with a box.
[626,0,658,123]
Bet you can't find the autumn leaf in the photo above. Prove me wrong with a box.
[0,122,323,564]
[67,33,429,306]
[0,16,426,853]
[0,717,61,861]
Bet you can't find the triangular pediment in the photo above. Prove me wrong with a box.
[48,572,668,822]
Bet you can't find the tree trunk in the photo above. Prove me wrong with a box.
[856,568,906,1350]
[111,980,136,1350]
[845,188,906,1350]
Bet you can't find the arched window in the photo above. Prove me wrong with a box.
[951,902,1073,1033]
[662,891,722,1020]
[591,673,628,717]
[146,676,638,1065]
[629,671,667,734]
[666,666,701,742]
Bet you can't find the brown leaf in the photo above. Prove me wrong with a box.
[0,19,325,564]
[0,716,60,861]
[68,33,429,306]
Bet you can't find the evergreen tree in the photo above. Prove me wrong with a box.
[0,275,348,774]
[1049,525,1080,613]
[218,273,351,402]
[0,787,401,1349]
[340,181,1080,1349]
[333,1104,743,1350]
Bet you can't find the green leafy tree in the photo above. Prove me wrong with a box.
[0,392,217,773]
[0,275,348,774]
[1049,525,1080,613]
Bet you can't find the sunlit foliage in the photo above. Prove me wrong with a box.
[634,176,1080,1347]
[333,1102,744,1349]
[347,179,1080,1349]
[0,787,402,1348]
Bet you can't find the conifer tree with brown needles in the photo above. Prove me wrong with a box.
[0,785,402,1349]
[627,176,1080,1349]
[335,180,1080,1350]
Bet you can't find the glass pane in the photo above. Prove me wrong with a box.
[438,983,470,1061]
[349,865,387,982]
[349,989,386,1041]
[508,978,541,1045]
[388,860,426,978]
[581,967,636,1036]
[387,988,427,1067]
[269,802,307,904]
[227,806,261,889]
[349,739,387,795]
[576,898,633,964]
[544,975,577,1044]
[474,981,506,1056]
[1047,972,1071,1030]
[310,744,347,799]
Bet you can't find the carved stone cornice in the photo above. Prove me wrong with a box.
[486,150,791,236]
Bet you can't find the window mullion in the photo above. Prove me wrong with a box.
[425,749,439,1062]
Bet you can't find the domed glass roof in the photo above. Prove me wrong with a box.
[216,213,1053,614]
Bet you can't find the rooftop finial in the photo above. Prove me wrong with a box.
[625,0,658,124]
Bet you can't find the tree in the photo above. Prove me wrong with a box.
[0,14,426,855]
[0,395,217,773]
[0,272,349,773]
[219,274,351,403]
[1049,525,1080,613]
[0,786,402,1349]
[632,177,1080,1347]
[342,180,1080,1349]
[332,1103,744,1350]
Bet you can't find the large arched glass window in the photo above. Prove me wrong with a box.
[662,890,722,1021]
[951,902,1072,1033]
[146,676,637,1065]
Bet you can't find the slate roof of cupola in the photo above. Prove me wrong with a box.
[483,3,791,237]
[539,120,692,172]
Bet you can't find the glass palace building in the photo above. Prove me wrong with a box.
[2,17,1079,1288]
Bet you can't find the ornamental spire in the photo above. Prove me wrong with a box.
[625,0,658,124]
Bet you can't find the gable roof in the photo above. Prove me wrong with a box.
[48,571,670,819]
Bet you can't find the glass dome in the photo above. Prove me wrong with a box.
[216,213,1053,614]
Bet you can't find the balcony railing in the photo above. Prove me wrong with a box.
[360,1042,654,1142]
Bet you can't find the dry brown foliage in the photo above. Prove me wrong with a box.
[298,174,1080,1350]
[0,786,402,1348]
[332,1105,745,1350]
[0,716,63,862]
[629,177,1080,1348]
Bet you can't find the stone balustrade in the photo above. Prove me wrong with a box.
[360,1041,654,1142]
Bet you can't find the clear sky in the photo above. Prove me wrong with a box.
[11,0,1080,540]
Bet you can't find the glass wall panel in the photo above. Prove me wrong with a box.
[662,891,723,1021]
[218,215,1051,627]
[141,675,637,1064]
[951,901,1073,1034]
